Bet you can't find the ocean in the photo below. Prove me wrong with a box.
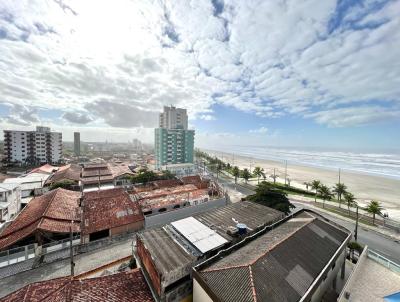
[207,145,400,180]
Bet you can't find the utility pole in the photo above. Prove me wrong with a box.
[354,206,359,242]
[70,221,75,276]
[338,168,341,184]
[284,160,288,186]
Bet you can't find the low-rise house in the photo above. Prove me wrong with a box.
[0,268,154,302]
[193,211,351,302]
[28,164,59,175]
[0,183,21,225]
[108,162,135,186]
[136,201,284,301]
[0,188,80,250]
[3,173,50,198]
[44,164,81,189]
[80,163,114,190]
[81,188,144,243]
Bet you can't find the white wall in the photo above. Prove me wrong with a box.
[193,279,213,302]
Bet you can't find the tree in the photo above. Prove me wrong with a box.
[348,241,363,262]
[241,168,251,184]
[344,192,357,216]
[303,182,310,191]
[50,180,76,190]
[365,200,383,225]
[311,180,321,202]
[318,185,333,208]
[247,182,294,215]
[232,166,240,184]
[269,169,278,184]
[333,183,348,208]
[253,166,264,184]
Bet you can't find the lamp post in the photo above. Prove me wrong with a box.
[354,206,359,242]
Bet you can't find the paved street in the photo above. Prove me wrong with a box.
[293,202,400,264]
[0,237,134,298]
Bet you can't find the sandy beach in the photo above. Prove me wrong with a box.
[204,149,400,220]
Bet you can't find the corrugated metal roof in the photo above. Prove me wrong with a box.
[171,217,228,254]
[198,212,350,302]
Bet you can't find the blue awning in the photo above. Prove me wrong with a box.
[384,292,400,302]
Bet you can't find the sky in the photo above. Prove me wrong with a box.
[0,0,399,150]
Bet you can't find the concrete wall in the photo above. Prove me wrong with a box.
[311,248,347,302]
[193,279,213,302]
[145,197,227,228]
[137,236,162,296]
[109,220,144,236]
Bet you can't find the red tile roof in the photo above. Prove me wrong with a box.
[0,188,81,250]
[81,188,144,235]
[45,164,81,185]
[29,164,59,175]
[0,269,154,302]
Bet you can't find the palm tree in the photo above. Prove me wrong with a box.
[311,180,321,202]
[232,166,240,184]
[262,172,266,182]
[253,166,264,184]
[216,162,222,180]
[241,168,251,184]
[344,192,356,216]
[318,185,333,208]
[365,200,383,225]
[332,183,348,208]
[269,168,278,184]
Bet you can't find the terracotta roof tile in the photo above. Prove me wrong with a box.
[46,164,81,185]
[0,188,80,250]
[82,188,144,235]
[0,269,153,302]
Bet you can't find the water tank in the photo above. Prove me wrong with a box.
[236,223,247,235]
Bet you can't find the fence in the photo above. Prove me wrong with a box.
[312,201,400,233]
[367,249,400,274]
[0,231,135,278]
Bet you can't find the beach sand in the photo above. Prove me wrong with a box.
[205,149,400,220]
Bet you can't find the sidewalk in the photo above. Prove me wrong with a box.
[291,197,400,242]
[0,237,133,298]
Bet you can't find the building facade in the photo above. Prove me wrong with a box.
[0,183,21,225]
[3,126,62,165]
[74,132,80,156]
[155,106,194,170]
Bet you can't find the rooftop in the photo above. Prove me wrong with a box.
[45,164,81,185]
[81,188,144,235]
[135,184,199,200]
[0,188,81,249]
[139,189,209,212]
[28,164,59,175]
[0,269,154,302]
[194,211,350,302]
[0,183,19,192]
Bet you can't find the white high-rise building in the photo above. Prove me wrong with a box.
[159,106,188,130]
[3,126,62,164]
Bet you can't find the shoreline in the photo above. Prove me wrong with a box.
[203,148,400,220]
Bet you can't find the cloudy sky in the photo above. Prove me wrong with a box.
[0,0,399,150]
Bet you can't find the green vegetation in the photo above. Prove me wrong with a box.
[50,179,76,190]
[241,168,251,183]
[232,166,240,184]
[365,200,383,225]
[317,185,334,208]
[348,241,364,261]
[127,169,176,185]
[344,192,357,215]
[311,180,321,203]
[332,182,348,208]
[247,182,294,215]
[253,166,264,184]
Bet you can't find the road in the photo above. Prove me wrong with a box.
[293,202,400,264]
[207,168,400,264]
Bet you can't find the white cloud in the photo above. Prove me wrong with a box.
[199,114,216,121]
[0,0,399,138]
[249,126,268,134]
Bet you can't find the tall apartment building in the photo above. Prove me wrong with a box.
[155,106,194,170]
[3,126,62,165]
[74,132,80,156]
